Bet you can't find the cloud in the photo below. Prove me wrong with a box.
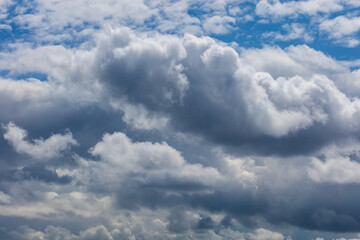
[79,225,113,240]
[2,28,359,154]
[308,140,360,184]
[89,29,360,155]
[0,0,13,20]
[255,0,343,18]
[86,131,222,204]
[320,16,360,38]
[319,16,360,47]
[3,124,360,235]
[3,122,77,160]
[247,228,285,240]
[202,15,236,35]
[309,156,360,184]
[1,1,360,238]
[263,23,314,43]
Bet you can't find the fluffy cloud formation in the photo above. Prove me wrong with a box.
[320,16,360,47]
[1,1,360,239]
[3,122,77,160]
[84,29,360,154]
[255,0,344,17]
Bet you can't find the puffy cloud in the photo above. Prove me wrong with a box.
[320,16,360,38]
[1,222,294,240]
[80,225,113,240]
[2,28,360,153]
[308,141,360,184]
[86,29,360,155]
[202,15,236,35]
[319,16,360,47]
[0,191,11,204]
[3,123,360,235]
[3,122,77,160]
[1,2,360,238]
[85,131,223,208]
[255,0,343,18]
[247,228,285,240]
[309,156,360,184]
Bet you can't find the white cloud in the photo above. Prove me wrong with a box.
[320,16,360,38]
[319,16,360,47]
[80,225,113,240]
[89,131,222,188]
[247,228,285,240]
[256,0,343,18]
[3,222,291,240]
[203,15,236,35]
[111,100,169,130]
[309,156,360,184]
[3,122,77,160]
[0,190,112,219]
[264,23,314,43]
[0,191,11,204]
[308,141,360,184]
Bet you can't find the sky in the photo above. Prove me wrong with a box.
[0,0,360,239]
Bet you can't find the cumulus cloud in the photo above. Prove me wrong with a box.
[2,27,360,152]
[309,156,360,184]
[255,0,343,18]
[1,1,360,239]
[79,225,113,240]
[3,122,77,160]
[202,15,236,35]
[1,223,292,240]
[247,228,285,240]
[319,16,360,47]
[85,29,360,154]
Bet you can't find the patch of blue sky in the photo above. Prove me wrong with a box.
[0,69,48,82]
[214,13,360,62]
[0,1,36,50]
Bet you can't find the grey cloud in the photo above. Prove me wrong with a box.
[79,225,113,240]
[1,164,72,184]
[166,208,193,233]
[1,12,360,239]
[0,222,294,240]
[196,216,215,230]
[3,125,360,235]
[90,29,360,155]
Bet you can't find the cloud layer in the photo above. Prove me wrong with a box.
[1,1,360,240]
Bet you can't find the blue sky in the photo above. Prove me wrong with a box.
[1,1,360,240]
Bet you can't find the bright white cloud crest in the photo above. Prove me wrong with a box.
[3,122,77,160]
